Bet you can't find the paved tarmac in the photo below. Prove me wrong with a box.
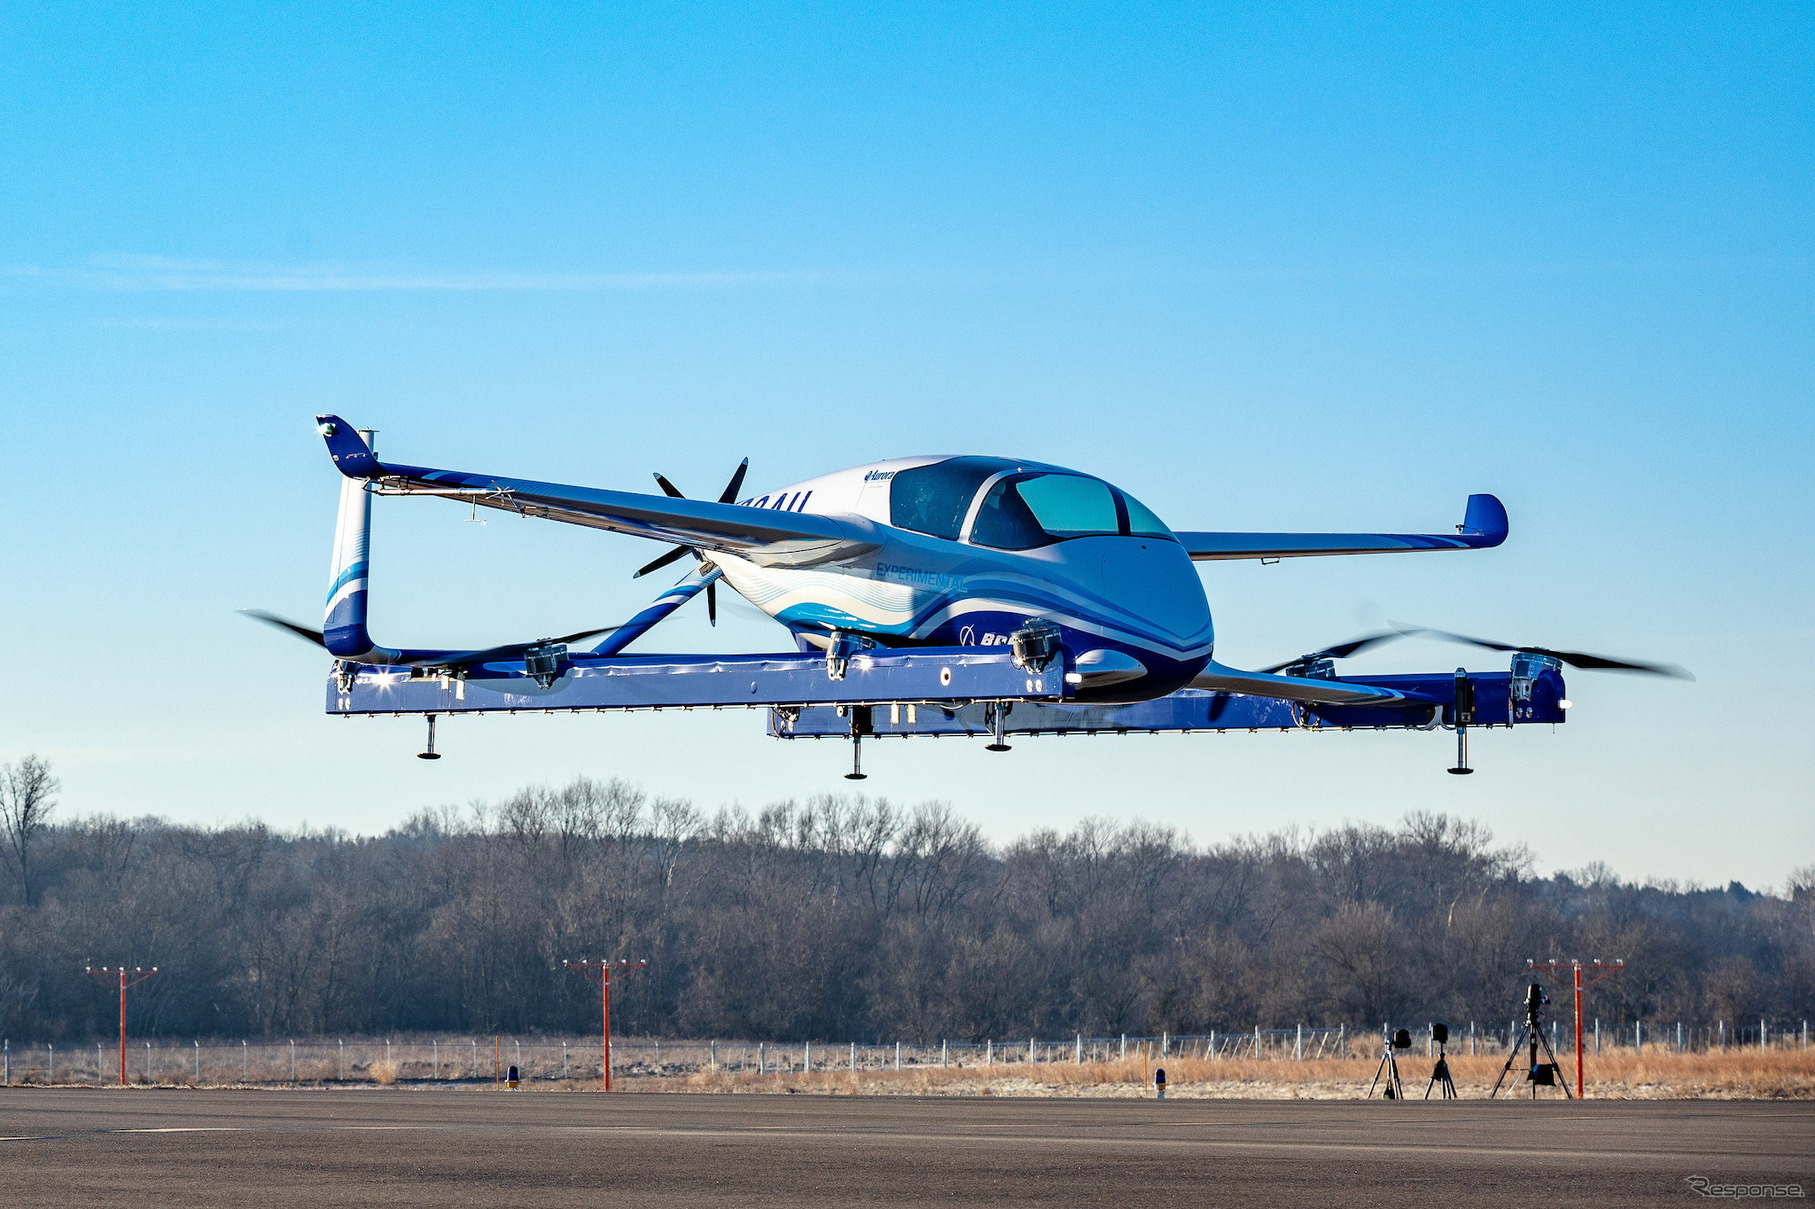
[2,1089,1809,1207]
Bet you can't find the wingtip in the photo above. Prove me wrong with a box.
[1460,493,1509,545]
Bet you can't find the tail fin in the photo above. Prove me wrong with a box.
[323,421,379,658]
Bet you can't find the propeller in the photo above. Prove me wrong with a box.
[240,610,624,667]
[1395,625,1693,680]
[631,458,749,626]
[1258,630,1409,675]
[443,624,625,666]
[241,610,325,647]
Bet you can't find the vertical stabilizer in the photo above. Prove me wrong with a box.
[324,429,377,658]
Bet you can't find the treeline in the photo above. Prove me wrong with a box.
[1,767,1811,1043]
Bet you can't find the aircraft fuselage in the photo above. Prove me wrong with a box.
[715,456,1213,702]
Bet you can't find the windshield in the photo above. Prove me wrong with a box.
[1120,489,1174,540]
[890,456,1019,540]
[970,473,1177,550]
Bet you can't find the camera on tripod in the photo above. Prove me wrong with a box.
[1426,1022,1457,1099]
[1491,981,1571,1098]
[1371,1023,1458,1100]
[1369,1028,1415,1099]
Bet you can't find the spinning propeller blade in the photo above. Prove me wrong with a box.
[450,624,625,666]
[240,609,327,648]
[1258,630,1407,675]
[241,610,623,667]
[1397,625,1693,680]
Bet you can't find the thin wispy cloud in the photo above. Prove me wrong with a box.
[3,254,870,292]
[4,253,1802,295]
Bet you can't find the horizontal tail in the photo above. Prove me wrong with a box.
[317,415,381,478]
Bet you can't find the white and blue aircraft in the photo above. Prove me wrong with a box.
[250,416,1686,775]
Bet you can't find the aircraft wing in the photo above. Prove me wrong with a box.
[316,415,879,568]
[1189,661,1415,706]
[1176,494,1507,561]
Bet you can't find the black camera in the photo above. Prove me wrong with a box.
[1431,1022,1449,1046]
[1392,1029,1412,1050]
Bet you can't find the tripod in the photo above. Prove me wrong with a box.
[1368,1029,1411,1100]
[1490,984,1574,1099]
[1424,1021,1457,1099]
[1425,1046,1457,1099]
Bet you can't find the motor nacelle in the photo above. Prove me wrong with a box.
[1510,650,1564,703]
[1010,620,1063,673]
[524,642,569,688]
[824,630,876,681]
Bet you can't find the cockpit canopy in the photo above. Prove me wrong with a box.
[888,456,1175,549]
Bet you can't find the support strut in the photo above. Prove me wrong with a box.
[986,702,1011,752]
[1447,667,1475,774]
[418,714,441,760]
[1448,726,1471,775]
[845,732,866,781]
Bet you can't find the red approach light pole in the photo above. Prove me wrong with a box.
[85,966,158,1086]
[1530,958,1624,1099]
[563,960,647,1092]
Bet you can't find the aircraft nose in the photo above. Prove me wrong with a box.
[1099,539,1212,649]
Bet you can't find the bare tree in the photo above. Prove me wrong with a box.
[0,782,1806,1045]
[0,754,58,906]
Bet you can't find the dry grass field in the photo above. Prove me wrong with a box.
[13,1040,1811,1099]
[625,1048,1815,1100]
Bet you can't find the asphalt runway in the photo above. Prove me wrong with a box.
[2,1090,1809,1208]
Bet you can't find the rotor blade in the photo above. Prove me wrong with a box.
[1322,630,1409,661]
[652,473,685,499]
[632,544,692,579]
[240,609,327,649]
[717,458,750,505]
[451,624,626,666]
[1400,625,1693,679]
[1528,648,1694,678]
[1395,625,1522,654]
[1256,630,1406,674]
[707,580,717,627]
[551,623,624,646]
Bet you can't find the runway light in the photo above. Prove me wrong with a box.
[1558,699,1572,710]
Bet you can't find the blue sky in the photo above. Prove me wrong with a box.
[2,4,1809,888]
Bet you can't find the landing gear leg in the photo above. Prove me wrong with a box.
[845,732,867,781]
[986,702,1011,753]
[1448,726,1472,775]
[418,714,442,761]
[1447,668,1475,775]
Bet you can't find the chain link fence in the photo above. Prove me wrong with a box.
[3,1019,1807,1086]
